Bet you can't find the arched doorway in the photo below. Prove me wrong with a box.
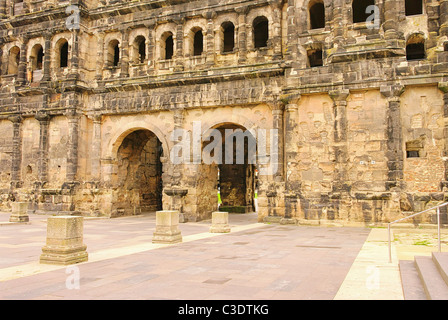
[113,129,163,216]
[202,123,258,214]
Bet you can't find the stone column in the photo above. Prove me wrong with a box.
[146,24,155,73]
[271,103,284,179]
[283,103,299,222]
[329,89,350,192]
[120,28,129,77]
[380,84,405,191]
[90,114,102,181]
[205,11,216,67]
[235,6,248,64]
[332,0,345,48]
[270,0,282,60]
[17,37,28,85]
[438,82,448,190]
[440,0,448,37]
[68,29,80,80]
[36,112,50,184]
[382,0,399,42]
[0,0,6,19]
[174,18,184,71]
[95,32,105,81]
[65,110,80,182]
[42,32,51,82]
[285,0,297,63]
[8,115,23,188]
[40,216,88,265]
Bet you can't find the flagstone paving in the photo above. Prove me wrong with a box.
[0,211,404,300]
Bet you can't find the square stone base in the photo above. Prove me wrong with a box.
[210,211,231,233]
[40,245,88,265]
[9,214,29,223]
[152,210,183,244]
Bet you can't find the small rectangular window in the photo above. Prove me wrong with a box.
[405,0,422,16]
[406,150,420,158]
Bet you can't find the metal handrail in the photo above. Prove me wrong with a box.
[388,202,448,263]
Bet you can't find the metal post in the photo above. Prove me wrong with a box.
[437,207,441,253]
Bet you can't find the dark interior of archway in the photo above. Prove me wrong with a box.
[117,130,163,214]
[206,124,257,213]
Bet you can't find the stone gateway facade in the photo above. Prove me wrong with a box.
[1,0,448,225]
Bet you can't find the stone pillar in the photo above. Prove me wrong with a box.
[175,18,184,71]
[95,32,105,81]
[90,114,102,181]
[270,1,282,60]
[236,6,248,64]
[205,11,216,67]
[40,216,88,265]
[152,210,182,244]
[146,24,155,73]
[438,82,448,190]
[120,28,130,77]
[66,110,80,182]
[42,32,51,82]
[285,0,297,63]
[382,0,400,43]
[271,103,284,179]
[283,103,299,222]
[332,0,345,48]
[68,29,80,80]
[380,84,405,191]
[17,37,28,85]
[0,0,6,19]
[36,112,50,184]
[210,211,231,233]
[9,202,29,223]
[8,115,22,188]
[440,0,448,37]
[329,89,350,192]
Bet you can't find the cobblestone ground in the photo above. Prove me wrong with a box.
[0,211,373,300]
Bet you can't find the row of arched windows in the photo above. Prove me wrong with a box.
[104,16,269,68]
[309,0,423,30]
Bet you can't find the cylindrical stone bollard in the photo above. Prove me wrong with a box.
[152,210,183,244]
[40,216,88,265]
[9,202,29,223]
[210,211,231,233]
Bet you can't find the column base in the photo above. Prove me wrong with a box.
[152,210,183,244]
[40,245,88,265]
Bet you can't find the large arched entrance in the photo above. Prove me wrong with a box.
[112,129,163,216]
[202,123,258,214]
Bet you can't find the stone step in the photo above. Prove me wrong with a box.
[399,260,427,300]
[432,252,448,286]
[415,256,448,300]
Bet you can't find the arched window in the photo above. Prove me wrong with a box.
[193,29,203,56]
[8,46,20,75]
[132,36,146,63]
[56,39,69,68]
[253,16,269,48]
[30,44,44,71]
[406,34,425,61]
[221,21,235,53]
[161,32,174,60]
[309,0,325,30]
[352,0,375,24]
[107,39,120,67]
[405,0,422,16]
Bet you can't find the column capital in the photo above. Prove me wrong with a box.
[329,89,349,104]
[380,84,405,100]
[35,111,51,123]
[7,115,23,124]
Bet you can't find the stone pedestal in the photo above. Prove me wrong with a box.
[9,202,29,223]
[210,211,231,233]
[152,210,183,244]
[40,216,88,265]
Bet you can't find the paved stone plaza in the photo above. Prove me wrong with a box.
[0,212,406,300]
